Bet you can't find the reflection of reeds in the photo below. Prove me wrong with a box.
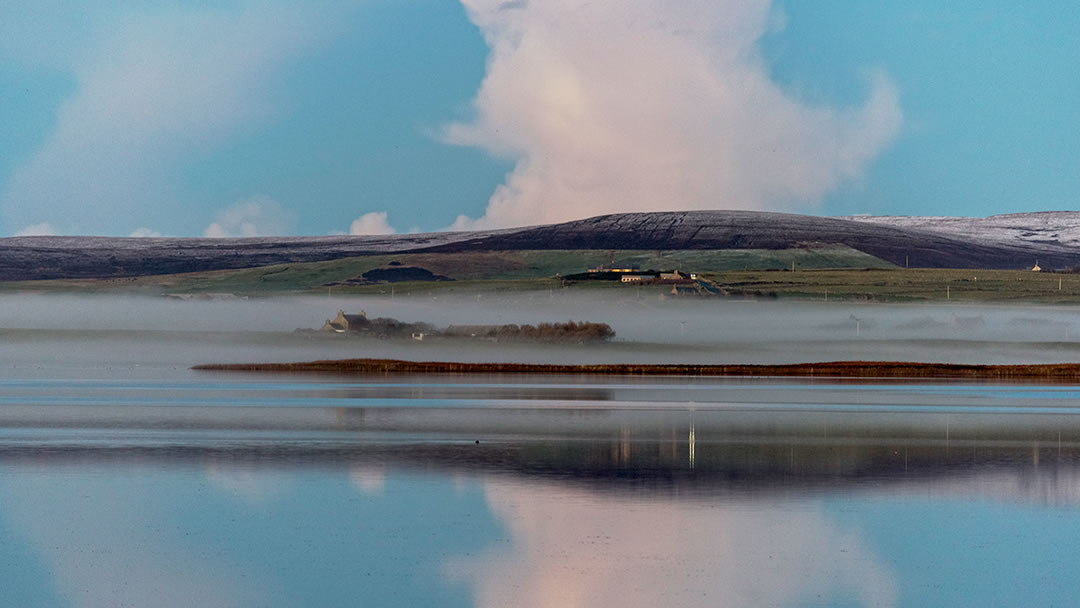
[195,358,1080,379]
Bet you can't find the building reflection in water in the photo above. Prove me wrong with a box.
[688,415,695,470]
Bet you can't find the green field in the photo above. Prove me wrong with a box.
[710,268,1080,303]
[0,247,890,296]
[7,246,1079,303]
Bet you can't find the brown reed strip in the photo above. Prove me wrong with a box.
[193,358,1080,379]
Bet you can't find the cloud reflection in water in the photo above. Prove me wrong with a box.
[447,480,898,608]
[0,469,270,608]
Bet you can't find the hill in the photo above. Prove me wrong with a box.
[1,210,1077,282]
[843,211,1080,249]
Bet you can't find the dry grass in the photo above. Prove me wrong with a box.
[708,268,1080,303]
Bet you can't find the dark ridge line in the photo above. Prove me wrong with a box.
[193,358,1080,380]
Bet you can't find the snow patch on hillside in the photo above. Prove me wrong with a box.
[843,212,1080,250]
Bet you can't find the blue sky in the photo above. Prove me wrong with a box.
[0,0,1076,237]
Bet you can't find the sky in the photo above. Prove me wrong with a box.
[0,0,1076,237]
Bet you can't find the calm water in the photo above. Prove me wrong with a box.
[2,370,1080,607]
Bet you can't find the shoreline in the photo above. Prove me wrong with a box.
[193,358,1080,380]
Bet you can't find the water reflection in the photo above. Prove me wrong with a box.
[1,466,268,607]
[4,384,1080,606]
[0,461,496,608]
[447,480,898,607]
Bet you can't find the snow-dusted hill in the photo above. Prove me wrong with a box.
[844,211,1080,250]
[3,210,1080,280]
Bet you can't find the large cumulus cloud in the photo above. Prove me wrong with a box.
[444,0,902,229]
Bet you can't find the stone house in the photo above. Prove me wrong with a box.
[321,309,369,333]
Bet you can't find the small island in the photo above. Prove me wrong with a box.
[315,309,616,342]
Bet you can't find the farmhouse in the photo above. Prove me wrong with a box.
[620,274,656,283]
[321,309,370,333]
[617,270,696,284]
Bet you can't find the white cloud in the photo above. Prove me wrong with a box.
[203,194,296,237]
[14,222,57,237]
[129,227,162,238]
[444,0,902,229]
[348,211,397,235]
[0,3,340,235]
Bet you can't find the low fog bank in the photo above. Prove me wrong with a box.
[1,293,1080,374]
[2,292,1078,343]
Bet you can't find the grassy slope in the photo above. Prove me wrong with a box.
[711,268,1080,303]
[0,247,890,296]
